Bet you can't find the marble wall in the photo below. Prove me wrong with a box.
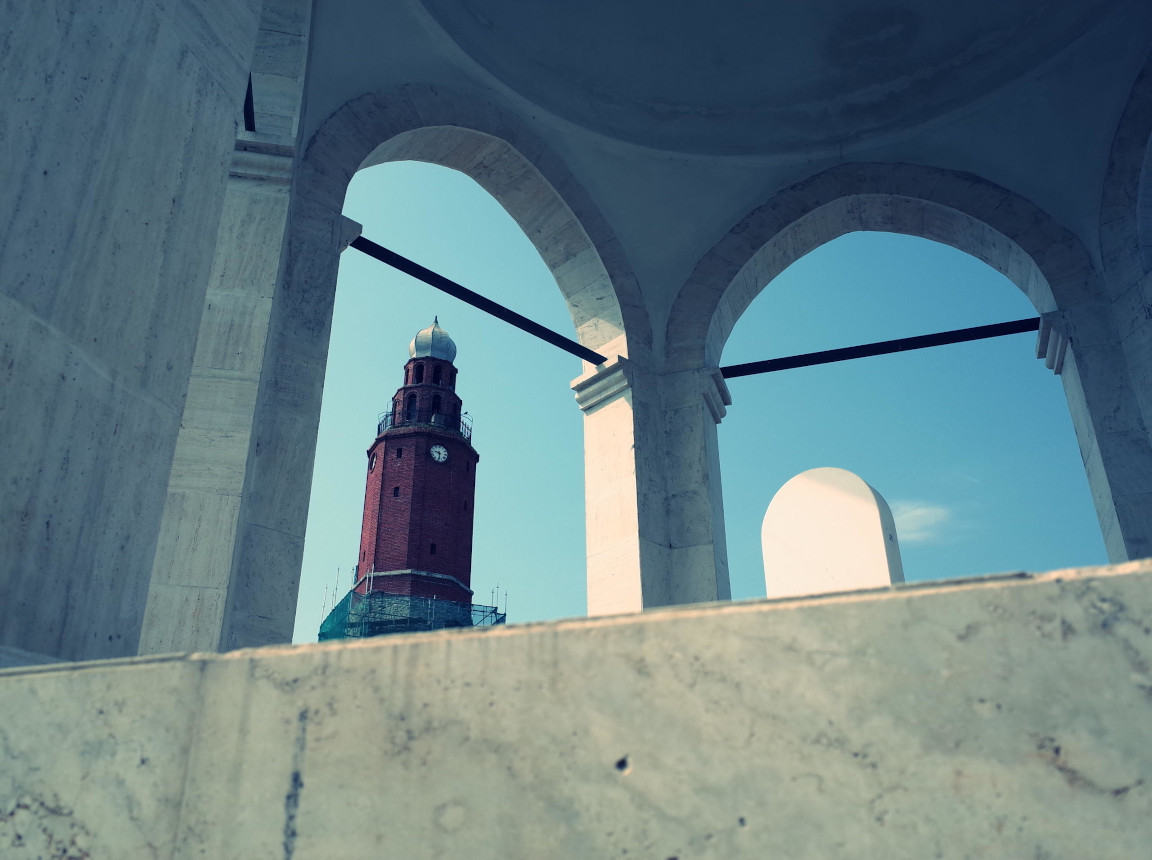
[3,560,1150,858]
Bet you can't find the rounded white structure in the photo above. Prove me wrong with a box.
[762,467,905,599]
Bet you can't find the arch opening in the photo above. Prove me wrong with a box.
[655,162,1151,595]
[718,231,1106,600]
[356,124,635,357]
[293,160,589,641]
[217,85,658,649]
[699,193,1058,371]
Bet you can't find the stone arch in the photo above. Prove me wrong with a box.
[298,83,648,359]
[664,161,1152,564]
[1100,49,1152,289]
[203,84,650,649]
[665,163,1104,372]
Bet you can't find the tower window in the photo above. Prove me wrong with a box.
[405,393,416,421]
[414,364,424,384]
[429,543,436,555]
[431,394,442,414]
[392,486,400,497]
[396,448,403,459]
[433,365,442,385]
[449,370,456,389]
[368,453,376,472]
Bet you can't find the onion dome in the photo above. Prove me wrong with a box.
[408,317,457,362]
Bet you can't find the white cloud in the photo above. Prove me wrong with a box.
[889,501,952,544]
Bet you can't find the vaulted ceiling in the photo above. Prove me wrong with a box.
[304,0,1152,329]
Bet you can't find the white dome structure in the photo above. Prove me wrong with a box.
[408,318,457,362]
[761,467,905,600]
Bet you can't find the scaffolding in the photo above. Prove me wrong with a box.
[318,589,506,641]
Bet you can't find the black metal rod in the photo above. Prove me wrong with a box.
[721,317,1041,379]
[349,235,608,366]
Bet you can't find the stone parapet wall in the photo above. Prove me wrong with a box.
[3,560,1151,858]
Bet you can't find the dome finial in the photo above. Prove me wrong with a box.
[409,319,457,361]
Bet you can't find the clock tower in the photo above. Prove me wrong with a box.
[320,320,503,639]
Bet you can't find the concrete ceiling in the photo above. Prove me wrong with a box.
[304,0,1152,341]
[418,0,1126,155]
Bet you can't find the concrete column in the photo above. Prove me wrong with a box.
[658,367,733,605]
[1056,301,1152,562]
[573,358,731,615]
[1116,270,1152,438]
[139,143,295,654]
[138,138,362,653]
[138,0,317,654]
[216,207,362,651]
[573,358,647,614]
[1112,270,1152,557]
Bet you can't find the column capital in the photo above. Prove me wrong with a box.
[657,366,732,424]
[229,141,294,185]
[572,356,633,414]
[338,216,363,252]
[701,368,732,424]
[1036,311,1070,375]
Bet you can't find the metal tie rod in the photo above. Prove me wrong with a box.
[721,317,1042,379]
[349,235,609,366]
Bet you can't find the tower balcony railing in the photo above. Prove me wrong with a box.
[378,410,473,442]
[319,590,506,640]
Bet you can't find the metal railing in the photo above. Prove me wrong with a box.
[378,409,473,442]
[319,591,506,641]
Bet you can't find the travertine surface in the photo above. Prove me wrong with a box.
[0,0,262,660]
[139,154,298,655]
[3,560,1151,858]
[574,358,733,615]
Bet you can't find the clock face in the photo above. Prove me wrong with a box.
[429,444,449,463]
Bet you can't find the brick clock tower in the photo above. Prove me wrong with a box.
[319,320,505,639]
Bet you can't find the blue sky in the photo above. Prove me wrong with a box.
[291,162,1106,643]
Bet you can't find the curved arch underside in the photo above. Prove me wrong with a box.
[301,86,649,361]
[665,163,1105,371]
